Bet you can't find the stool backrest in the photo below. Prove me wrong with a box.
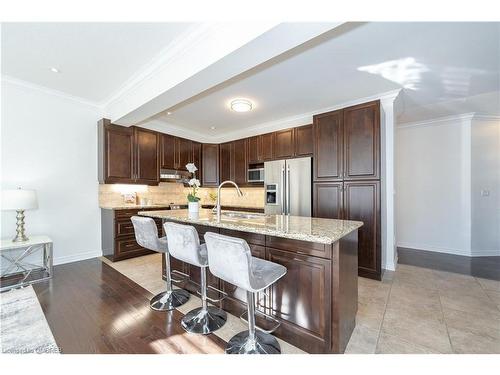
[131,216,163,252]
[164,222,204,266]
[204,232,253,291]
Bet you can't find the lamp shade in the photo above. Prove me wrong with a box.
[1,189,38,210]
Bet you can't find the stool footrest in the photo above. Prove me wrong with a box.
[240,310,281,334]
[170,270,190,284]
[196,285,228,303]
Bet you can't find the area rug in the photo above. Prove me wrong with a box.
[0,286,59,353]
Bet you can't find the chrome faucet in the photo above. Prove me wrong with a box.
[216,180,243,222]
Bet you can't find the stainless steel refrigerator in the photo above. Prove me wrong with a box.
[264,157,312,216]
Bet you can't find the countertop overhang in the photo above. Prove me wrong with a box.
[139,209,363,244]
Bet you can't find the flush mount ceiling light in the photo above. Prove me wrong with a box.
[166,111,172,115]
[230,98,253,113]
[50,67,60,73]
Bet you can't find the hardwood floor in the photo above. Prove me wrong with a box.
[33,258,226,353]
[398,247,500,281]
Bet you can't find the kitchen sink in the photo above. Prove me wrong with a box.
[221,211,268,220]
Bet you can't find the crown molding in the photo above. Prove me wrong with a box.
[143,89,405,143]
[139,119,212,143]
[397,112,477,129]
[1,75,102,109]
[471,113,500,121]
[211,89,404,142]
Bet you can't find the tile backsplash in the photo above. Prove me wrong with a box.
[99,183,265,208]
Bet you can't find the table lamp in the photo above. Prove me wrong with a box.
[1,188,38,242]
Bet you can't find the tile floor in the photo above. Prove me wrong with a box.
[102,255,500,354]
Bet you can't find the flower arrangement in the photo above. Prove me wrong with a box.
[186,163,201,203]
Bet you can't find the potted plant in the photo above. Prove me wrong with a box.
[186,163,201,213]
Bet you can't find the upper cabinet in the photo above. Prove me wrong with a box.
[274,128,294,159]
[202,144,219,187]
[98,120,159,185]
[160,134,177,170]
[261,133,275,161]
[134,128,160,185]
[247,125,312,164]
[313,101,379,182]
[313,110,344,181]
[219,139,248,185]
[343,101,380,180]
[248,136,261,164]
[294,124,313,157]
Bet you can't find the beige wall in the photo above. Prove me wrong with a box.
[99,183,265,208]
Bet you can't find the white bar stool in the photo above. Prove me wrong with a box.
[204,232,287,354]
[131,216,190,311]
[164,222,227,334]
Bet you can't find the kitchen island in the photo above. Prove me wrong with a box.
[139,209,362,353]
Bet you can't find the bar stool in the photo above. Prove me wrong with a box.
[204,232,287,354]
[164,222,227,334]
[131,216,190,311]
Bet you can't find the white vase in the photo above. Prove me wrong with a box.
[188,201,199,213]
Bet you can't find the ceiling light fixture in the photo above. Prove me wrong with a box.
[166,112,172,115]
[50,67,60,73]
[210,126,216,130]
[230,98,253,113]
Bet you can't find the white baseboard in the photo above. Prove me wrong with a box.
[54,250,103,266]
[397,242,472,257]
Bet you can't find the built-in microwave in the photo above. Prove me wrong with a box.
[248,167,265,183]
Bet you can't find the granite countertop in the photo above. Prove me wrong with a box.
[139,208,363,244]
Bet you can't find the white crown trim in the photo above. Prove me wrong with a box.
[151,88,403,143]
[397,112,477,129]
[2,75,102,109]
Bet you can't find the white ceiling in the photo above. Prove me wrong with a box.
[1,22,197,103]
[148,22,499,136]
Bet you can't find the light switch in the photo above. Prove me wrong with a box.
[481,189,490,197]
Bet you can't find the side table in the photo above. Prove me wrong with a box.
[0,235,53,292]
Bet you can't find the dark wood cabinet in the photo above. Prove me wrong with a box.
[294,124,313,156]
[267,247,331,352]
[134,128,159,185]
[160,134,177,170]
[312,101,381,280]
[98,120,135,184]
[343,101,380,180]
[344,181,380,279]
[313,182,343,219]
[201,144,219,186]
[219,142,232,182]
[233,138,248,185]
[218,140,248,185]
[274,128,294,159]
[248,136,262,163]
[98,120,159,185]
[101,207,166,262]
[178,138,192,171]
[313,110,343,181]
[192,141,202,180]
[261,133,275,161]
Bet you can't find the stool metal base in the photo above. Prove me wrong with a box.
[150,289,190,311]
[226,330,281,354]
[181,306,227,334]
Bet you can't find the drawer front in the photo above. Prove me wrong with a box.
[115,237,143,256]
[266,236,331,259]
[219,228,265,246]
[115,218,135,237]
[114,209,140,218]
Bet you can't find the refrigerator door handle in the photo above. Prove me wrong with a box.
[281,166,286,215]
[286,165,291,215]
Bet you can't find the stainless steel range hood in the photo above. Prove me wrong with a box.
[160,169,191,184]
